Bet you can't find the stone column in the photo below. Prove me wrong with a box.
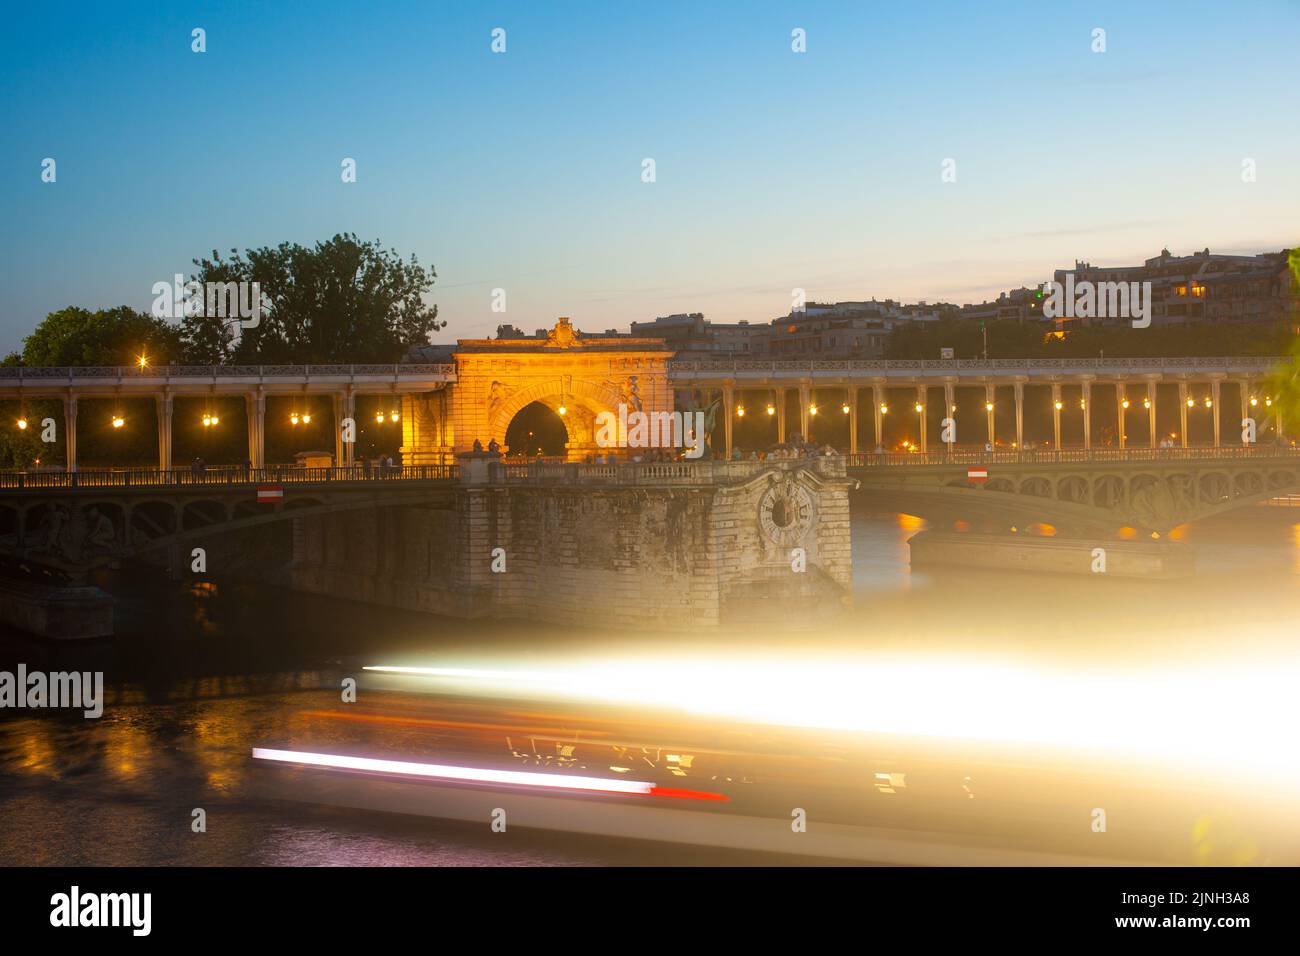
[344,389,356,464]
[1211,380,1222,447]
[1081,380,1092,451]
[848,385,859,455]
[872,383,885,451]
[722,383,735,458]
[1013,381,1024,450]
[156,392,173,471]
[984,384,996,448]
[63,395,78,473]
[1239,380,1251,445]
[1147,380,1158,448]
[943,381,955,455]
[1051,383,1062,450]
[775,387,787,444]
[1115,383,1126,449]
[1178,381,1189,448]
[916,385,927,451]
[798,383,811,442]
[332,392,345,466]
[247,391,266,469]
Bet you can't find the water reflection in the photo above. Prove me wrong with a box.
[2,504,1300,864]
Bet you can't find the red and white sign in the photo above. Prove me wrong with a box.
[256,485,284,502]
[966,467,989,483]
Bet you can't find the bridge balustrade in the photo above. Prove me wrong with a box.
[0,464,459,490]
[845,446,1300,467]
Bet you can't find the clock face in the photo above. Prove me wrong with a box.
[758,480,814,546]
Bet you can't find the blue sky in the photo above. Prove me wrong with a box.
[2,0,1298,353]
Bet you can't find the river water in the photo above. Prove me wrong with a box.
[2,501,1299,866]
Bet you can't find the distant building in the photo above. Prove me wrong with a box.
[1051,248,1296,331]
[767,300,941,358]
[959,287,1047,324]
[630,313,767,355]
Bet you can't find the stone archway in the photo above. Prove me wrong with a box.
[490,377,629,459]
[435,319,676,463]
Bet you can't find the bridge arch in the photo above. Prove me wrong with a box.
[491,378,629,459]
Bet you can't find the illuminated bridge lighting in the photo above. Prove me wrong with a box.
[250,747,727,801]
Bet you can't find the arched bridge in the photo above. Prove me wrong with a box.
[0,466,457,576]
[847,446,1300,535]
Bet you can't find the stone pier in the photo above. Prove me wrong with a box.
[286,456,857,629]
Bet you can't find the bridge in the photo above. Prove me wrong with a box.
[1,323,1294,632]
[844,445,1300,535]
[0,324,1287,470]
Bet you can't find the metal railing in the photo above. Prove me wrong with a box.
[845,445,1300,467]
[0,464,458,490]
[667,356,1285,374]
[0,363,456,383]
[486,456,844,485]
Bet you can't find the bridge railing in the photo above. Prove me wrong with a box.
[487,456,844,485]
[0,464,459,489]
[667,356,1285,374]
[845,446,1300,467]
[0,363,456,382]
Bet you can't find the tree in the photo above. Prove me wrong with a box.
[21,306,184,367]
[182,233,442,364]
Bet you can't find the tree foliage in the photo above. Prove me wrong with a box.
[20,306,184,367]
[183,233,442,364]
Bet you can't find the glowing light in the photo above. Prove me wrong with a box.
[765,404,775,416]
[558,405,567,416]
[914,403,923,413]
[841,403,851,414]
[1121,399,1130,409]
[362,656,1300,786]
[879,404,888,414]
[137,355,148,369]
[1054,401,1063,410]
[250,747,726,801]
[1187,397,1195,408]
[302,413,311,424]
[985,402,994,412]
[390,411,399,422]
[809,404,818,415]
[1204,398,1213,409]
[376,412,385,424]
[1143,398,1151,409]
[290,413,300,425]
[111,415,125,429]
[735,404,745,417]
[1251,397,1258,407]
[16,418,27,430]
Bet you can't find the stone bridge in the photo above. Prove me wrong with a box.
[0,466,457,577]
[847,446,1300,535]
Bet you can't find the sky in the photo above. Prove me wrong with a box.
[2,0,1298,353]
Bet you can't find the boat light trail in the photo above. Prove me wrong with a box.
[251,747,727,800]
